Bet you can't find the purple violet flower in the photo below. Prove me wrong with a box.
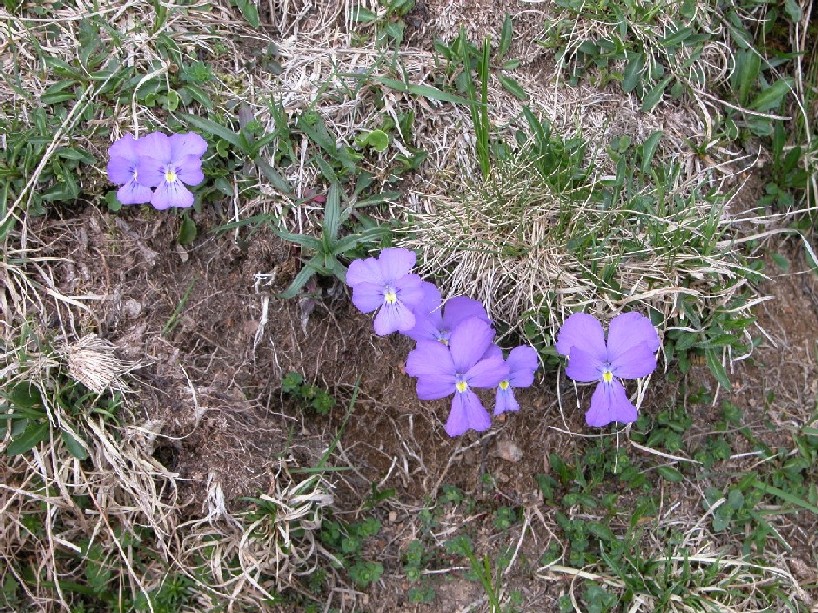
[346,248,425,335]
[406,283,491,345]
[135,132,207,209]
[493,346,539,415]
[106,134,154,205]
[556,312,660,427]
[405,317,509,437]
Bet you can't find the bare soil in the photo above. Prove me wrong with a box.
[30,180,818,610]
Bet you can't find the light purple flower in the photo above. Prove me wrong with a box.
[106,134,154,205]
[405,317,509,437]
[135,132,207,209]
[493,346,539,415]
[406,283,491,345]
[346,248,425,335]
[556,312,660,427]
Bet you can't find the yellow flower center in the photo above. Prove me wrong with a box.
[384,289,397,304]
[602,370,613,383]
[499,380,510,390]
[455,380,468,393]
[165,168,177,183]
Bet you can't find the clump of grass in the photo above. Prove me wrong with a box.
[401,121,761,365]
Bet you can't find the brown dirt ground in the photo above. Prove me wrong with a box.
[15,0,817,609]
[30,182,818,611]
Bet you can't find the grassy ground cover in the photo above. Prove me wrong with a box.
[0,0,816,610]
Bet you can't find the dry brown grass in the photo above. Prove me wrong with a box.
[1,0,815,610]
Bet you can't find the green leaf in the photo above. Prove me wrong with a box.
[7,382,44,411]
[322,183,342,244]
[657,466,684,482]
[234,0,260,27]
[273,228,322,251]
[279,255,321,299]
[357,129,389,152]
[660,26,692,48]
[752,480,818,515]
[622,52,645,93]
[704,348,732,390]
[165,88,180,111]
[750,78,792,112]
[405,83,473,106]
[324,254,348,282]
[498,74,529,101]
[784,0,801,21]
[61,429,89,460]
[177,215,197,246]
[640,77,672,112]
[498,15,513,59]
[177,111,244,151]
[255,158,292,193]
[732,49,761,106]
[352,5,377,22]
[639,130,663,173]
[6,421,49,456]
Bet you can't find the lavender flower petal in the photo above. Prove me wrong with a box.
[393,273,425,310]
[449,317,494,373]
[606,312,660,360]
[350,283,384,313]
[586,379,637,427]
[506,346,538,387]
[482,344,503,361]
[412,282,443,318]
[346,257,383,287]
[464,355,509,389]
[442,296,489,330]
[108,133,139,161]
[135,132,172,163]
[416,374,457,400]
[170,132,208,158]
[116,180,153,205]
[406,340,455,378]
[445,390,491,437]
[493,386,520,415]
[378,247,416,280]
[405,315,443,343]
[609,342,657,379]
[175,155,205,186]
[135,156,167,188]
[151,180,194,209]
[555,312,607,361]
[107,156,136,185]
[565,346,604,383]
[374,301,415,335]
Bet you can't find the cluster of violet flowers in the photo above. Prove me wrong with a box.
[346,248,661,433]
[107,132,207,209]
[346,247,538,437]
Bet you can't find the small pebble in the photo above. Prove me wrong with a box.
[123,298,142,319]
[494,440,523,463]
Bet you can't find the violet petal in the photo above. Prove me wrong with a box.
[507,346,538,387]
[493,386,520,415]
[449,317,494,373]
[585,379,637,427]
[565,346,604,383]
[445,390,491,437]
[607,312,660,360]
[373,301,415,335]
[555,312,607,361]
[609,342,657,379]
[350,283,384,313]
[378,247,416,281]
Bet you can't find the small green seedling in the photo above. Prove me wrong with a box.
[275,182,388,299]
[281,371,336,415]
